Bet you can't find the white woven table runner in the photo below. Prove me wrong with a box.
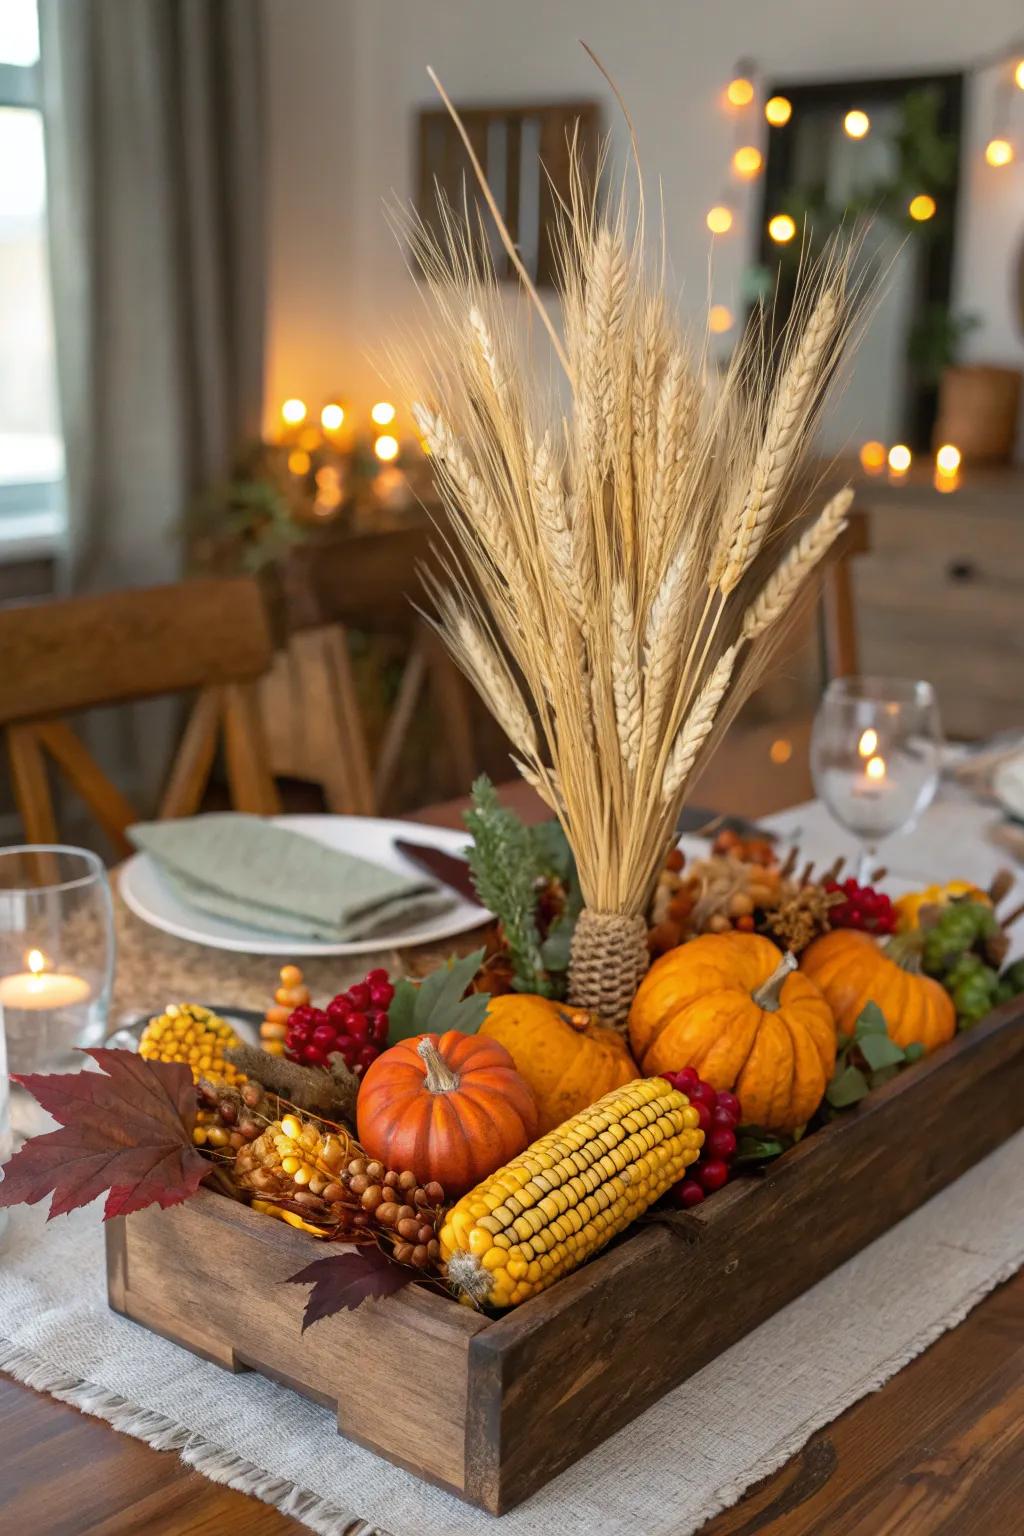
[2,1134,1022,1536]
[2,790,1022,1534]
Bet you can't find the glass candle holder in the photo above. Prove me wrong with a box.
[0,846,114,1077]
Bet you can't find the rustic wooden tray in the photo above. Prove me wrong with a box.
[106,1001,1024,1514]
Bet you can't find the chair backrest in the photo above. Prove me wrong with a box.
[820,507,870,680]
[1,576,281,855]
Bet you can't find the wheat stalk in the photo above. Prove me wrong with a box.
[742,487,854,641]
[611,580,642,775]
[715,283,843,594]
[661,645,738,804]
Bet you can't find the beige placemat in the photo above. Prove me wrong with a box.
[2,1132,1022,1536]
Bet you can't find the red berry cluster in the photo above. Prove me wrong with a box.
[660,1067,741,1206]
[285,967,393,1077]
[824,877,897,935]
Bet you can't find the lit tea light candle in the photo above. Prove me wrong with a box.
[858,728,879,758]
[0,949,91,1011]
[853,752,888,799]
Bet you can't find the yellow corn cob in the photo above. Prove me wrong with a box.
[139,1003,246,1084]
[440,1077,703,1308]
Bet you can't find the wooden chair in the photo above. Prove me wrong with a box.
[0,576,281,856]
[819,507,870,679]
[262,523,476,814]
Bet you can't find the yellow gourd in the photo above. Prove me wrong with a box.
[894,881,990,931]
[440,1077,702,1307]
[479,994,639,1133]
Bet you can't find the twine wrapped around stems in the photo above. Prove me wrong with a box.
[568,908,649,1031]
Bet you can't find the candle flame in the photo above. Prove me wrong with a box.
[858,728,878,758]
[27,948,46,974]
[866,755,886,782]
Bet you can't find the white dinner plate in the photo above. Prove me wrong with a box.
[993,753,1024,823]
[119,815,491,956]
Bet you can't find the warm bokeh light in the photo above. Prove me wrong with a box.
[858,728,878,759]
[1016,59,1024,91]
[374,433,399,462]
[732,145,763,179]
[287,449,311,476]
[934,469,959,494]
[726,76,755,108]
[764,95,792,127]
[844,110,870,139]
[859,440,887,474]
[985,137,1014,167]
[281,398,307,426]
[887,444,912,474]
[371,401,397,427]
[708,304,734,334]
[706,204,734,235]
[769,738,793,765]
[315,465,340,491]
[321,403,344,431]
[768,213,796,244]
[935,443,961,475]
[866,755,887,782]
[908,193,936,221]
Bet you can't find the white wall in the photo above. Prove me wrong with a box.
[263,0,1024,448]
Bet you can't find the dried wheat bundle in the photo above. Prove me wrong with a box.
[388,65,861,1024]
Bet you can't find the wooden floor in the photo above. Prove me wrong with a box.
[2,1268,1022,1534]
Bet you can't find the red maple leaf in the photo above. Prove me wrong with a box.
[0,1048,210,1220]
[286,1249,412,1330]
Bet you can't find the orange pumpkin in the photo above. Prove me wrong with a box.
[479,994,639,1133]
[801,929,955,1053]
[627,932,836,1132]
[356,1030,537,1196]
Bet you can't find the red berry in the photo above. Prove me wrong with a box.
[675,1066,700,1094]
[672,1178,705,1207]
[326,997,351,1023]
[312,1022,338,1048]
[366,967,389,985]
[285,967,392,1075]
[696,1159,730,1193]
[302,1044,328,1067]
[711,1103,738,1131]
[845,909,865,930]
[370,1010,390,1045]
[346,1011,371,1040]
[690,1080,718,1110]
[356,1043,379,1071]
[708,1126,737,1160]
[346,982,372,1010]
[715,1090,741,1120]
[369,982,394,1008]
[692,1099,713,1135]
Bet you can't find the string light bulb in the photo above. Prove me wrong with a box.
[732,145,763,179]
[374,434,399,462]
[908,194,936,221]
[985,137,1014,167]
[859,440,886,475]
[706,204,734,235]
[1015,59,1024,91]
[887,444,912,474]
[287,449,311,476]
[764,95,792,127]
[935,443,961,475]
[371,401,397,427]
[708,304,734,334]
[281,398,307,426]
[320,403,344,431]
[844,109,870,139]
[726,76,754,108]
[767,213,796,244]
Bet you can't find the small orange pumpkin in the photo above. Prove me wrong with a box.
[627,932,836,1131]
[801,929,956,1053]
[479,994,639,1133]
[356,1030,537,1196]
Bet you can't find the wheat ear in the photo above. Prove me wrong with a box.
[661,645,738,804]
[412,403,522,584]
[577,225,629,471]
[716,284,841,594]
[451,611,538,757]
[611,581,642,775]
[642,543,690,738]
[742,487,854,641]
[532,431,587,623]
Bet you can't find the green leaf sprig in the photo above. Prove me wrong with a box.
[463,776,552,995]
[387,947,490,1043]
[825,1001,925,1111]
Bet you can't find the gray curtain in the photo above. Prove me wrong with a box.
[38,0,266,592]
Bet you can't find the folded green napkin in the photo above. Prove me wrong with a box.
[128,815,455,942]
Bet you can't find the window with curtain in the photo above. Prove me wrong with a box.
[0,0,63,546]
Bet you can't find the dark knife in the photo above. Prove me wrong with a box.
[394,838,484,906]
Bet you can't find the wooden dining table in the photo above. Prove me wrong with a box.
[2,780,1023,1534]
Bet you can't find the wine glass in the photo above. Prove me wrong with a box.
[810,677,942,882]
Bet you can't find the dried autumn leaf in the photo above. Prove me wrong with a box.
[287,1248,412,1330]
[0,1048,210,1220]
